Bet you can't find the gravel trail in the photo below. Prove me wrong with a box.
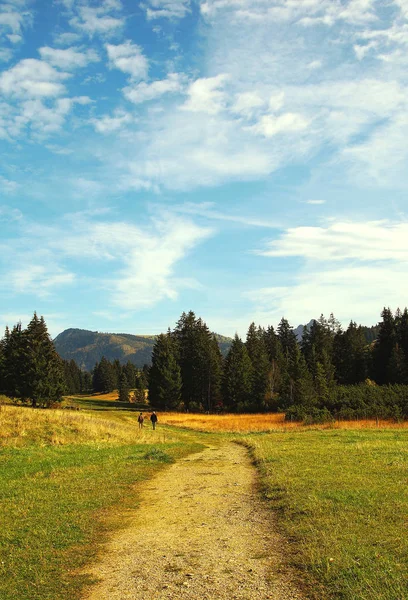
[82,443,305,600]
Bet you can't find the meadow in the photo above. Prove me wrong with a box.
[1,398,407,600]
[0,403,204,600]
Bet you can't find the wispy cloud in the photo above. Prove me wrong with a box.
[1,209,214,310]
[69,0,125,36]
[247,218,408,326]
[39,46,100,70]
[257,220,408,261]
[143,0,191,20]
[171,202,280,228]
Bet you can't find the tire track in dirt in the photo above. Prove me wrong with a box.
[82,443,305,600]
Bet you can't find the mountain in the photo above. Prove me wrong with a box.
[54,328,233,371]
[294,320,315,341]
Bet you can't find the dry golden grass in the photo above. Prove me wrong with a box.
[0,404,165,447]
[159,411,408,433]
[64,391,120,402]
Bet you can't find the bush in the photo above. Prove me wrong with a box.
[285,405,334,424]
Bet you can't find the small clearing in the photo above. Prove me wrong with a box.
[82,443,305,600]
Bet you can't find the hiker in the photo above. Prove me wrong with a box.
[137,412,144,429]
[150,411,158,430]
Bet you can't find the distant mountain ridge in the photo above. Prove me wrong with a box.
[54,328,233,371]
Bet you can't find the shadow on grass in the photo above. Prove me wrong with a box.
[75,399,145,411]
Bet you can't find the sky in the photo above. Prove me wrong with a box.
[1,0,408,339]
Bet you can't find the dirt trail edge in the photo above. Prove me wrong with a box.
[82,442,305,600]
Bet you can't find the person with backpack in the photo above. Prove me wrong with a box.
[137,412,144,429]
[150,411,158,430]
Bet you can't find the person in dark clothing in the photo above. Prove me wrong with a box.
[137,412,144,429]
[150,411,158,430]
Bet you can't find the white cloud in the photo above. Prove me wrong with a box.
[245,263,408,328]
[69,1,124,36]
[110,216,213,309]
[53,31,82,46]
[39,46,99,70]
[251,112,309,137]
[304,199,326,205]
[182,74,229,114]
[0,5,30,34]
[0,48,13,63]
[124,73,183,103]
[0,203,21,217]
[10,264,75,297]
[106,41,148,79]
[200,0,377,25]
[171,201,280,228]
[7,33,21,43]
[0,59,69,98]
[18,211,214,310]
[92,109,134,133]
[231,91,265,117]
[258,220,408,262]
[17,96,91,135]
[342,114,408,188]
[247,218,408,327]
[144,0,191,20]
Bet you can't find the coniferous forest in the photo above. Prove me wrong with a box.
[1,308,408,420]
[148,308,408,421]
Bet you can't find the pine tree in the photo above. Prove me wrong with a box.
[22,314,65,407]
[277,318,297,356]
[148,332,182,410]
[387,343,408,384]
[245,324,269,411]
[173,311,221,410]
[123,361,137,389]
[1,323,26,399]
[207,334,223,412]
[92,356,115,393]
[118,372,130,402]
[264,325,279,362]
[333,322,367,384]
[222,334,252,411]
[373,307,396,384]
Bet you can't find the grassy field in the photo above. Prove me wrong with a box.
[244,429,408,600]
[159,412,408,599]
[0,403,204,600]
[1,398,407,600]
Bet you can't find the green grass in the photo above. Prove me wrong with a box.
[244,429,408,600]
[0,439,203,600]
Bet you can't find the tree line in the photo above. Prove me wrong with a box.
[148,309,408,420]
[0,314,148,407]
[1,308,408,420]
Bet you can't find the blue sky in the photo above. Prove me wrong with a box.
[1,0,408,338]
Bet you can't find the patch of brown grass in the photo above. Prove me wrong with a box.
[159,412,408,433]
[0,404,161,447]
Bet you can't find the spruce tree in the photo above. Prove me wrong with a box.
[222,334,252,411]
[373,308,396,384]
[148,332,182,410]
[245,324,270,411]
[118,372,130,402]
[22,314,65,407]
[277,318,297,356]
[92,356,115,393]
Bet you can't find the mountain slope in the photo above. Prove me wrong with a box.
[54,328,232,371]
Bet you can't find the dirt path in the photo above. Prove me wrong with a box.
[82,443,305,600]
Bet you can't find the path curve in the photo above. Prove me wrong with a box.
[82,443,304,600]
